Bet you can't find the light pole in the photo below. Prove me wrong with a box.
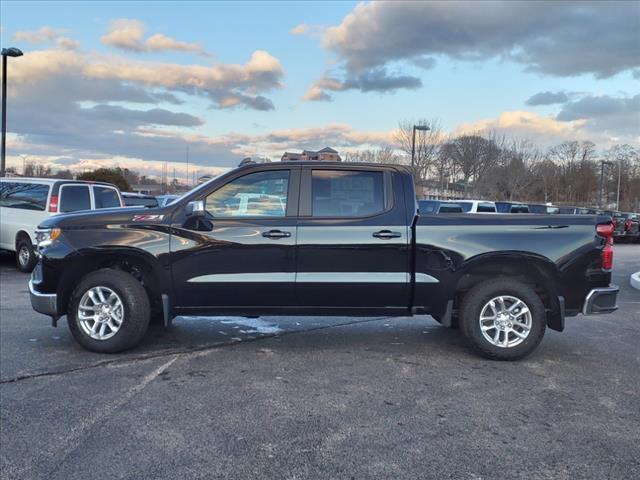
[616,157,622,210]
[410,124,430,170]
[1,47,24,177]
[599,160,613,208]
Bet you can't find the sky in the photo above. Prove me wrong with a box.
[1,0,638,180]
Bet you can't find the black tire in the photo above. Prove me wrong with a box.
[15,236,37,273]
[459,278,546,361]
[67,269,150,353]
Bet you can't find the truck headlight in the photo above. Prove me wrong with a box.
[35,228,61,248]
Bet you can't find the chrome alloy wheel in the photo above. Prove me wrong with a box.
[78,286,124,340]
[479,295,532,348]
[18,245,30,267]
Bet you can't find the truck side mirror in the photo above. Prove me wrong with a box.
[185,200,206,217]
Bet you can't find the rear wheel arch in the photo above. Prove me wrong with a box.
[452,253,563,330]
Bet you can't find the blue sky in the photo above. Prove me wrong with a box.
[1,1,638,177]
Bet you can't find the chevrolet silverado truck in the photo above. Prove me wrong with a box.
[29,162,619,360]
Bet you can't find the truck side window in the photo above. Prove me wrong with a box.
[205,170,289,217]
[311,170,384,217]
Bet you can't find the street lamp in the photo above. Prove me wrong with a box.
[599,160,613,208]
[1,47,24,177]
[411,124,430,170]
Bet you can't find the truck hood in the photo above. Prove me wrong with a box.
[39,206,170,229]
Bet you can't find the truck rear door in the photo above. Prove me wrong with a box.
[295,166,411,313]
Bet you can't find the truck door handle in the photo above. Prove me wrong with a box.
[262,230,291,239]
[373,230,401,239]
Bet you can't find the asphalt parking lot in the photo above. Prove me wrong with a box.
[1,246,639,480]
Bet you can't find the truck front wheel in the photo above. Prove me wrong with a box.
[67,269,150,353]
[459,279,546,360]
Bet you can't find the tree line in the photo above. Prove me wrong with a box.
[344,119,640,211]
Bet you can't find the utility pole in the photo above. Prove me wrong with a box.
[616,157,621,210]
[1,48,24,177]
[186,145,189,187]
[600,160,613,208]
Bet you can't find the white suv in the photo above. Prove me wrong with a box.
[457,200,497,213]
[0,178,123,272]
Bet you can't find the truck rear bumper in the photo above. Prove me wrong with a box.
[582,285,619,315]
[29,279,59,317]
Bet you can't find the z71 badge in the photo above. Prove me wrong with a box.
[132,214,165,222]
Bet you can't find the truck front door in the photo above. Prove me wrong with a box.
[171,167,299,311]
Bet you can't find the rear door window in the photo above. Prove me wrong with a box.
[60,185,91,212]
[93,186,121,209]
[311,170,384,217]
[0,182,49,210]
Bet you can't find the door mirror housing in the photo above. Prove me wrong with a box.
[185,200,206,217]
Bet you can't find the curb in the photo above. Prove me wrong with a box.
[631,272,640,291]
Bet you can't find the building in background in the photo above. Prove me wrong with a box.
[281,147,342,162]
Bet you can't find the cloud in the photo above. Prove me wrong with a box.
[2,44,285,172]
[290,24,309,35]
[55,37,80,50]
[305,68,421,101]
[8,48,283,110]
[290,23,325,37]
[455,105,639,147]
[456,111,589,145]
[308,1,639,99]
[556,94,640,138]
[526,91,570,106]
[101,18,206,55]
[13,26,79,50]
[13,26,63,43]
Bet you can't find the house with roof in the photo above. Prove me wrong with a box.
[281,147,342,162]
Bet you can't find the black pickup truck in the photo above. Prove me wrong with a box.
[29,162,619,360]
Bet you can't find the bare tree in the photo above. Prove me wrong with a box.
[23,161,52,178]
[395,118,443,183]
[344,147,401,164]
[440,132,502,197]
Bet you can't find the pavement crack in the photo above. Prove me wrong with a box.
[41,356,179,480]
[0,316,393,384]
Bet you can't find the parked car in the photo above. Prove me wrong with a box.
[558,206,581,214]
[121,192,159,208]
[581,208,605,215]
[457,200,497,213]
[528,203,560,214]
[495,201,529,213]
[418,200,464,214]
[618,212,639,242]
[156,194,180,207]
[0,177,122,272]
[605,211,626,240]
[30,162,618,360]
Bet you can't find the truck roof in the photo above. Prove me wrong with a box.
[237,161,412,173]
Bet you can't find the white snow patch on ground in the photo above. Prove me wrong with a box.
[219,317,283,334]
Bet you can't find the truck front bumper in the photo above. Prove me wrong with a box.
[29,262,59,317]
[29,279,58,316]
[582,285,619,315]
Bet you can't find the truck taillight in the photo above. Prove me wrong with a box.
[625,219,632,231]
[49,195,58,213]
[596,223,614,271]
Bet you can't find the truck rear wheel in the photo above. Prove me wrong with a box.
[67,269,150,353]
[459,279,546,360]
